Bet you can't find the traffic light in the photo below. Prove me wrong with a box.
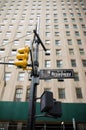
[47,101,62,118]
[14,46,30,69]
[40,91,54,112]
[40,91,62,118]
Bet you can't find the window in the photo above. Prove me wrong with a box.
[71,59,76,67]
[14,40,19,45]
[81,24,86,28]
[71,18,75,22]
[55,40,61,45]
[54,19,58,23]
[3,39,8,44]
[11,18,16,23]
[54,13,58,17]
[79,48,85,55]
[53,8,57,11]
[54,25,59,29]
[46,25,51,29]
[0,123,10,130]
[11,49,17,55]
[29,19,33,23]
[70,13,74,17]
[56,49,61,55]
[45,60,51,68]
[6,31,11,37]
[69,8,73,13]
[5,72,11,81]
[75,31,79,36]
[18,25,23,30]
[63,13,67,17]
[8,59,14,67]
[25,39,31,46]
[62,8,65,11]
[3,18,8,24]
[0,24,5,29]
[28,24,33,29]
[26,88,30,101]
[9,24,13,29]
[45,40,50,44]
[46,14,50,18]
[0,48,5,53]
[83,8,86,13]
[65,24,69,28]
[82,60,86,67]
[66,31,70,36]
[79,18,83,22]
[44,79,50,82]
[45,49,51,55]
[58,88,65,99]
[44,88,51,91]
[77,13,81,16]
[16,32,21,37]
[83,31,86,36]
[67,39,72,45]
[45,32,50,37]
[0,31,2,35]
[74,72,79,81]
[14,88,23,101]
[81,4,84,7]
[77,39,82,45]
[56,60,63,68]
[26,31,31,36]
[85,72,86,76]
[18,72,25,81]
[73,24,78,29]
[64,18,68,22]
[76,8,80,12]
[55,32,60,36]
[46,19,50,23]
[76,88,82,99]
[69,49,74,55]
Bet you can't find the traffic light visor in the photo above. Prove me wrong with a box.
[18,46,30,53]
[14,59,27,68]
[16,53,28,60]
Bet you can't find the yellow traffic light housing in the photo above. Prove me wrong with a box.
[14,46,30,69]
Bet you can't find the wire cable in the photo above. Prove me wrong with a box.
[0,49,44,59]
[0,31,33,48]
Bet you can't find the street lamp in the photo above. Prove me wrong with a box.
[61,122,65,130]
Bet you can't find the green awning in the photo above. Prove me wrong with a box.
[0,101,86,122]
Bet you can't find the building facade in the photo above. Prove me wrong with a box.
[0,0,86,129]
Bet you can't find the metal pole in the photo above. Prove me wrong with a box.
[27,17,40,130]
[44,123,46,130]
[72,118,76,130]
[3,58,6,87]
[27,77,39,130]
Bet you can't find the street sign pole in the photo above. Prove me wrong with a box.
[27,17,40,130]
[27,76,39,130]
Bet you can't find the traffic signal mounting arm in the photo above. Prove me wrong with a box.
[33,30,47,52]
